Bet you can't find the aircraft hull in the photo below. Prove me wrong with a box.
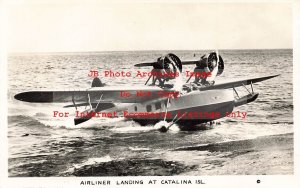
[131,89,235,127]
[133,101,234,127]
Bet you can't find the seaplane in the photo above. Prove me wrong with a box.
[14,51,279,132]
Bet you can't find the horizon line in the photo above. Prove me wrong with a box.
[8,48,293,55]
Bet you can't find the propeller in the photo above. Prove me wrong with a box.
[135,51,224,77]
[135,53,182,75]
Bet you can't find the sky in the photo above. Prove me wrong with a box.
[5,1,293,52]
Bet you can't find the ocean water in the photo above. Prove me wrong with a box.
[7,49,293,176]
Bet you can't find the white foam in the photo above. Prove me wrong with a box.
[112,124,154,133]
[153,121,180,132]
[129,147,151,151]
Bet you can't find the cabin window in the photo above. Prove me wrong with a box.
[134,106,137,111]
[155,102,161,110]
[146,105,152,112]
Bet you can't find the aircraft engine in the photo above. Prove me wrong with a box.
[153,53,183,80]
[196,52,224,76]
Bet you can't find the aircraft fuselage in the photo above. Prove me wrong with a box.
[104,89,235,127]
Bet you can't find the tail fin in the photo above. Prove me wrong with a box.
[91,77,104,87]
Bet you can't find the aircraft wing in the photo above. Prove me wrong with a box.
[14,85,173,103]
[200,74,279,91]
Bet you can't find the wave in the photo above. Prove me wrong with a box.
[8,115,45,127]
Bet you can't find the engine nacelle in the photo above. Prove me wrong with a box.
[196,52,224,76]
[152,53,183,80]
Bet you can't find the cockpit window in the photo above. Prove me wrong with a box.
[146,105,152,112]
[155,102,161,110]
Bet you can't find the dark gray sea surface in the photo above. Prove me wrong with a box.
[7,49,293,176]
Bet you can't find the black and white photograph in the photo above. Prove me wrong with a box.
[0,0,299,187]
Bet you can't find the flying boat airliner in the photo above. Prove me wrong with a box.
[14,51,279,132]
